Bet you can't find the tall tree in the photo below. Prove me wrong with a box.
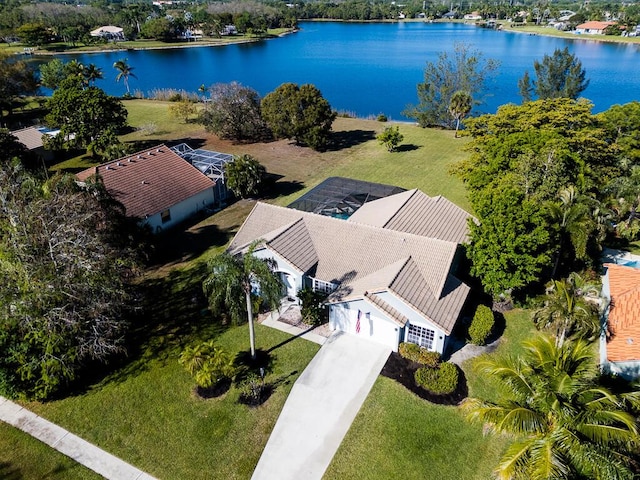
[449,90,473,137]
[261,82,337,151]
[0,52,38,120]
[113,58,137,95]
[224,154,266,198]
[199,82,268,142]
[404,42,499,128]
[84,64,104,87]
[464,334,640,480]
[519,47,589,102]
[46,78,127,154]
[0,166,142,400]
[202,242,282,359]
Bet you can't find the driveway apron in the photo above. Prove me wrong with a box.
[252,332,391,480]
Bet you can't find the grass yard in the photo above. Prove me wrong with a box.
[0,423,102,479]
[326,309,535,479]
[24,321,319,480]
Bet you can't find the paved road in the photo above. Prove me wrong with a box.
[0,396,156,480]
[252,332,390,480]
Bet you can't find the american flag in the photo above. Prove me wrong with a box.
[356,310,361,334]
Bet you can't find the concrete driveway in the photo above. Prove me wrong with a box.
[252,332,390,480]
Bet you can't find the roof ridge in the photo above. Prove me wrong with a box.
[382,188,420,228]
[251,202,459,249]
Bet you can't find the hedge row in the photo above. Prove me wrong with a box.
[469,305,495,345]
[398,342,440,367]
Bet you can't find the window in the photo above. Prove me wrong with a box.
[312,278,336,294]
[407,324,435,350]
[161,209,171,223]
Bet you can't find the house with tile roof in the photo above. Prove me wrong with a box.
[76,144,217,232]
[601,263,640,378]
[575,21,616,34]
[11,126,59,162]
[229,190,473,353]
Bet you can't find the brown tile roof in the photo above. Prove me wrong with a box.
[11,127,45,150]
[348,189,474,244]
[76,145,214,219]
[576,21,616,30]
[605,263,640,362]
[230,202,469,333]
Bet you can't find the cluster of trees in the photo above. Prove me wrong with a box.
[455,95,640,298]
[200,81,336,151]
[0,0,297,46]
[0,134,143,399]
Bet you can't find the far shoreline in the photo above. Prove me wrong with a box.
[18,18,640,57]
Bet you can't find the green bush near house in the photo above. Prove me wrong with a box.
[297,288,327,326]
[398,342,441,367]
[414,362,459,395]
[468,305,495,345]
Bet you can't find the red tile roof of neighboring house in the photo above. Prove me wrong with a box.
[576,21,616,30]
[605,263,640,362]
[76,144,214,219]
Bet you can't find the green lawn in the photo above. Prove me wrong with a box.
[0,423,102,479]
[24,319,319,479]
[326,309,536,479]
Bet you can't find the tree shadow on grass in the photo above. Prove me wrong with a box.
[66,263,228,396]
[395,143,420,152]
[259,173,305,200]
[326,129,376,151]
[0,462,22,480]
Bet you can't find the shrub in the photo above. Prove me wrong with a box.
[238,372,271,406]
[179,341,236,389]
[297,287,327,325]
[469,305,495,345]
[414,362,459,395]
[398,342,440,366]
[376,113,388,122]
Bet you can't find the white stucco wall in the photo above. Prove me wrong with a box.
[143,188,215,232]
[376,291,448,353]
[329,300,401,350]
[253,248,304,300]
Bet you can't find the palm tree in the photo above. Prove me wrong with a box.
[464,334,640,480]
[113,58,137,95]
[533,273,600,346]
[545,186,595,278]
[84,64,103,87]
[203,241,282,359]
[449,90,472,138]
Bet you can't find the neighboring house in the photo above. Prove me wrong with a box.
[11,126,59,162]
[464,12,483,20]
[229,188,474,354]
[76,144,217,232]
[575,21,616,34]
[90,26,125,41]
[601,263,640,379]
[442,11,457,19]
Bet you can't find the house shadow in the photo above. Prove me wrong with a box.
[149,221,233,267]
[326,129,376,151]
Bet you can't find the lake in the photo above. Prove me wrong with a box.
[46,21,640,120]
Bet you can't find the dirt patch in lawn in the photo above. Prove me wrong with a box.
[381,352,469,405]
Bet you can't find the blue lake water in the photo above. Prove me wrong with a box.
[45,21,640,120]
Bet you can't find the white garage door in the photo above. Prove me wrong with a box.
[334,308,398,350]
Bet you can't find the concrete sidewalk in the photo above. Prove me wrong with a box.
[252,332,390,480]
[261,315,328,346]
[0,396,156,480]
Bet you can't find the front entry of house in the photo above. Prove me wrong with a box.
[279,272,297,300]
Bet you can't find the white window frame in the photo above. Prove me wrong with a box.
[312,278,336,294]
[407,324,435,350]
